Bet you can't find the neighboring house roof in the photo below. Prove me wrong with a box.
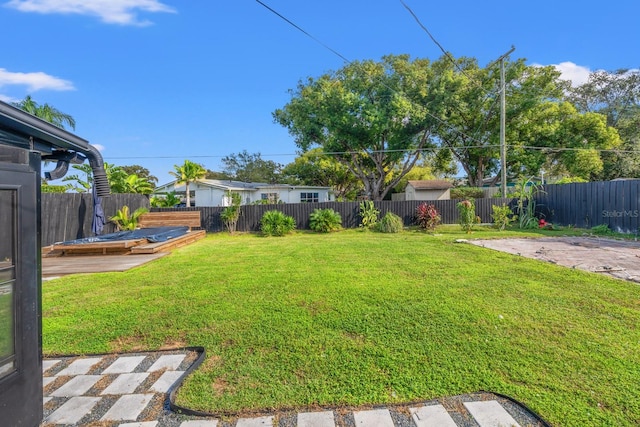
[154,179,331,193]
[407,180,453,190]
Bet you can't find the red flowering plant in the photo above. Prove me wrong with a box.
[415,203,441,231]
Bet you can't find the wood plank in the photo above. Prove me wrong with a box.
[130,230,206,254]
[51,239,146,255]
[43,253,168,277]
[138,211,201,229]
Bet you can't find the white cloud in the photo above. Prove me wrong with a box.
[5,0,176,26]
[0,94,19,103]
[532,61,592,87]
[552,62,592,86]
[0,68,75,92]
[91,143,105,152]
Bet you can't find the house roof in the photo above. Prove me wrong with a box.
[407,180,453,190]
[0,100,91,154]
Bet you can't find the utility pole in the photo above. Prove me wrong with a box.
[494,46,515,197]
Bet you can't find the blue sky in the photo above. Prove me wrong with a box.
[2,0,639,185]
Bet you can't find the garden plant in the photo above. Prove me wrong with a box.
[220,191,242,234]
[457,199,480,233]
[309,208,342,233]
[109,205,148,231]
[375,212,404,233]
[491,203,517,231]
[260,210,296,236]
[358,200,379,229]
[415,203,441,231]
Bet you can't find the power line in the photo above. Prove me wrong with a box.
[399,0,504,97]
[103,144,640,162]
[255,0,503,148]
[255,0,350,63]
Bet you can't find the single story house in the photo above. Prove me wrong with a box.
[154,179,334,206]
[393,180,453,201]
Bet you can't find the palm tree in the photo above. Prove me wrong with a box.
[169,160,206,207]
[12,95,76,130]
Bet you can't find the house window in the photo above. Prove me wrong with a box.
[300,192,319,203]
[261,193,278,204]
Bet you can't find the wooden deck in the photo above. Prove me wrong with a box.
[42,253,169,277]
[45,230,207,257]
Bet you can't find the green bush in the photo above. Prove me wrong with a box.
[375,212,404,233]
[41,184,70,193]
[260,210,296,236]
[309,208,342,233]
[457,199,480,233]
[359,200,379,229]
[110,206,149,231]
[591,224,612,235]
[450,187,485,200]
[220,192,242,234]
[491,204,517,231]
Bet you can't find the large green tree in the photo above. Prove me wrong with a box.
[120,165,158,187]
[567,69,640,178]
[221,150,283,183]
[508,102,621,180]
[170,160,206,207]
[282,148,362,200]
[12,95,76,130]
[274,55,440,201]
[428,57,583,186]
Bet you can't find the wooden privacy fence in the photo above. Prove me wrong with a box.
[41,193,149,246]
[38,180,640,245]
[155,198,516,233]
[536,180,640,233]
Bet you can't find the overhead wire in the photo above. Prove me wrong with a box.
[249,1,629,171]
[255,0,491,148]
[103,144,640,162]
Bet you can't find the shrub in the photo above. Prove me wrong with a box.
[309,208,342,233]
[260,210,296,236]
[110,206,148,231]
[450,187,484,200]
[220,192,242,234]
[514,178,544,229]
[415,203,441,231]
[359,200,379,229]
[375,212,404,233]
[457,199,480,233]
[150,192,181,207]
[491,204,517,231]
[41,184,70,193]
[591,224,612,235]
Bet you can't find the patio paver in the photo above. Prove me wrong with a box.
[103,356,147,374]
[464,400,521,427]
[410,405,458,427]
[45,396,101,424]
[49,375,102,397]
[55,357,103,376]
[100,393,155,421]
[297,411,335,427]
[353,409,395,427]
[147,354,186,372]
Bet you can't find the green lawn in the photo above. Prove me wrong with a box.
[42,227,640,426]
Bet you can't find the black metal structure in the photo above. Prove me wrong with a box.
[0,100,108,426]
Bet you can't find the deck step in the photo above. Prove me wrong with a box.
[130,230,206,254]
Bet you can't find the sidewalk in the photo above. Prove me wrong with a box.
[42,349,549,427]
